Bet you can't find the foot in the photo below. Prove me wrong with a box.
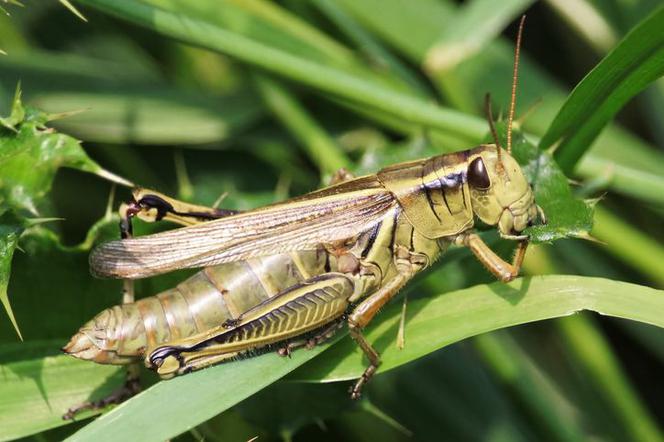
[62,372,141,420]
[349,364,377,400]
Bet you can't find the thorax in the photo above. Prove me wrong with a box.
[324,207,447,302]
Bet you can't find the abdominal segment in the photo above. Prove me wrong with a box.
[63,249,328,364]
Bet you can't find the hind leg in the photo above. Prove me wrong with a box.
[146,274,354,378]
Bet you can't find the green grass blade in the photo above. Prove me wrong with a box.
[575,153,664,205]
[65,341,334,442]
[46,275,663,440]
[142,0,417,95]
[312,0,428,96]
[33,90,262,145]
[59,0,88,22]
[424,0,534,74]
[556,315,664,442]
[544,0,618,53]
[0,354,122,441]
[220,0,354,63]
[75,0,486,142]
[335,0,454,60]
[591,206,664,286]
[540,5,664,174]
[222,0,353,62]
[291,275,664,382]
[143,0,355,67]
[252,74,350,175]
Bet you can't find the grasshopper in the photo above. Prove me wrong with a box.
[63,17,544,416]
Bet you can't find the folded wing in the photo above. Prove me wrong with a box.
[90,178,397,279]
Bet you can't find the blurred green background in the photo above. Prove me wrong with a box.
[0,1,663,441]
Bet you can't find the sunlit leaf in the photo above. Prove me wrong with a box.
[0,353,122,441]
[63,276,664,441]
[292,276,664,382]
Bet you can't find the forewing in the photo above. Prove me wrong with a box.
[91,181,396,279]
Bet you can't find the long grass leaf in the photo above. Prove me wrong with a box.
[0,356,121,441]
[292,276,664,382]
[75,0,486,141]
[55,276,664,441]
[556,316,664,442]
[540,6,664,173]
[252,74,350,175]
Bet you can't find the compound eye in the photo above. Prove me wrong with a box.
[468,157,491,189]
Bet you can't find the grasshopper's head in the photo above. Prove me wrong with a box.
[467,145,544,239]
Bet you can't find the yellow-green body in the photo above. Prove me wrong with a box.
[68,187,445,370]
[65,144,540,379]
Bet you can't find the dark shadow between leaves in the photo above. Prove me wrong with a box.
[3,357,52,412]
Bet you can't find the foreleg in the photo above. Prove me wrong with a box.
[457,232,528,282]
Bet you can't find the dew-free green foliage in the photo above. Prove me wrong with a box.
[511,132,593,243]
[0,87,129,341]
[0,1,663,441]
[0,87,130,216]
[541,6,664,174]
[54,277,664,442]
[0,215,22,340]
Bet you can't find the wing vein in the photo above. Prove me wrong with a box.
[91,187,396,279]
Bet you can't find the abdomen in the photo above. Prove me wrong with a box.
[63,249,328,364]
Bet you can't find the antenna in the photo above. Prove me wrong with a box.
[507,15,526,154]
[484,93,502,164]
